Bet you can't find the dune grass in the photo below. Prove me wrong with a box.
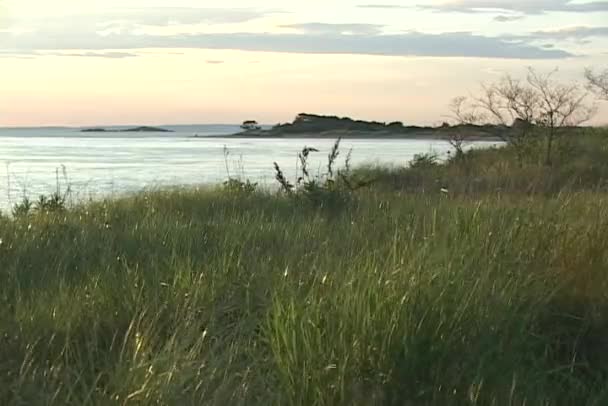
[358,128,608,197]
[1,131,608,405]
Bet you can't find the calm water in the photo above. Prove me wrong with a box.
[0,125,499,211]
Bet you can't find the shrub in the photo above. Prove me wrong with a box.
[274,138,373,210]
[410,152,439,169]
[35,192,67,213]
[11,192,67,217]
[12,197,33,217]
[222,178,258,195]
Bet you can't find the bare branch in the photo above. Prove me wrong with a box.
[449,96,483,125]
[586,68,608,100]
[475,84,509,125]
[451,68,597,165]
[447,97,484,155]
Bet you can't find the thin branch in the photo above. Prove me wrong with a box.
[585,68,608,100]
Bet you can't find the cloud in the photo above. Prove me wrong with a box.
[423,0,608,15]
[0,50,35,59]
[1,12,577,61]
[58,51,138,58]
[17,8,274,30]
[2,29,573,60]
[99,7,275,27]
[280,23,383,35]
[492,25,608,47]
[494,15,525,22]
[488,25,608,46]
[360,1,608,14]
[358,4,409,9]
[3,7,278,39]
[0,49,139,58]
[525,26,608,40]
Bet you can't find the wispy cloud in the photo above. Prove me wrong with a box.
[426,0,608,14]
[59,51,138,58]
[2,7,280,41]
[0,49,139,58]
[524,26,608,40]
[494,15,525,22]
[280,22,383,35]
[23,7,276,29]
[358,4,409,9]
[0,50,35,59]
[360,1,608,15]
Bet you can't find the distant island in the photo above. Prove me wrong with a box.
[81,126,173,133]
[227,113,508,140]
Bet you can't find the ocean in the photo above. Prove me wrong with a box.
[0,125,499,211]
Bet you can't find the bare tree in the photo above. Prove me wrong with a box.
[585,68,608,100]
[528,69,596,164]
[457,68,596,165]
[446,96,483,157]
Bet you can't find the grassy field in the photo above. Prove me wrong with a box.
[1,130,608,405]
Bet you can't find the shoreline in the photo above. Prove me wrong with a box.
[207,130,504,142]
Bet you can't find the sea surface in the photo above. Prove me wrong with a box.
[0,125,500,211]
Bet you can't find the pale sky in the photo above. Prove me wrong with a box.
[1,0,607,126]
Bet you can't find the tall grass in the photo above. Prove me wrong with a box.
[359,129,608,196]
[1,132,608,404]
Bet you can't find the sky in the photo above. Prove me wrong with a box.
[1,0,607,126]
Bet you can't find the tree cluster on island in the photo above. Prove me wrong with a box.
[272,114,409,134]
[239,113,519,138]
[240,120,262,131]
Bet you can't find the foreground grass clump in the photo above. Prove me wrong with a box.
[2,133,608,405]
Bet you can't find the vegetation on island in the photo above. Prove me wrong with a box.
[237,112,505,138]
[1,68,608,404]
[273,113,408,133]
